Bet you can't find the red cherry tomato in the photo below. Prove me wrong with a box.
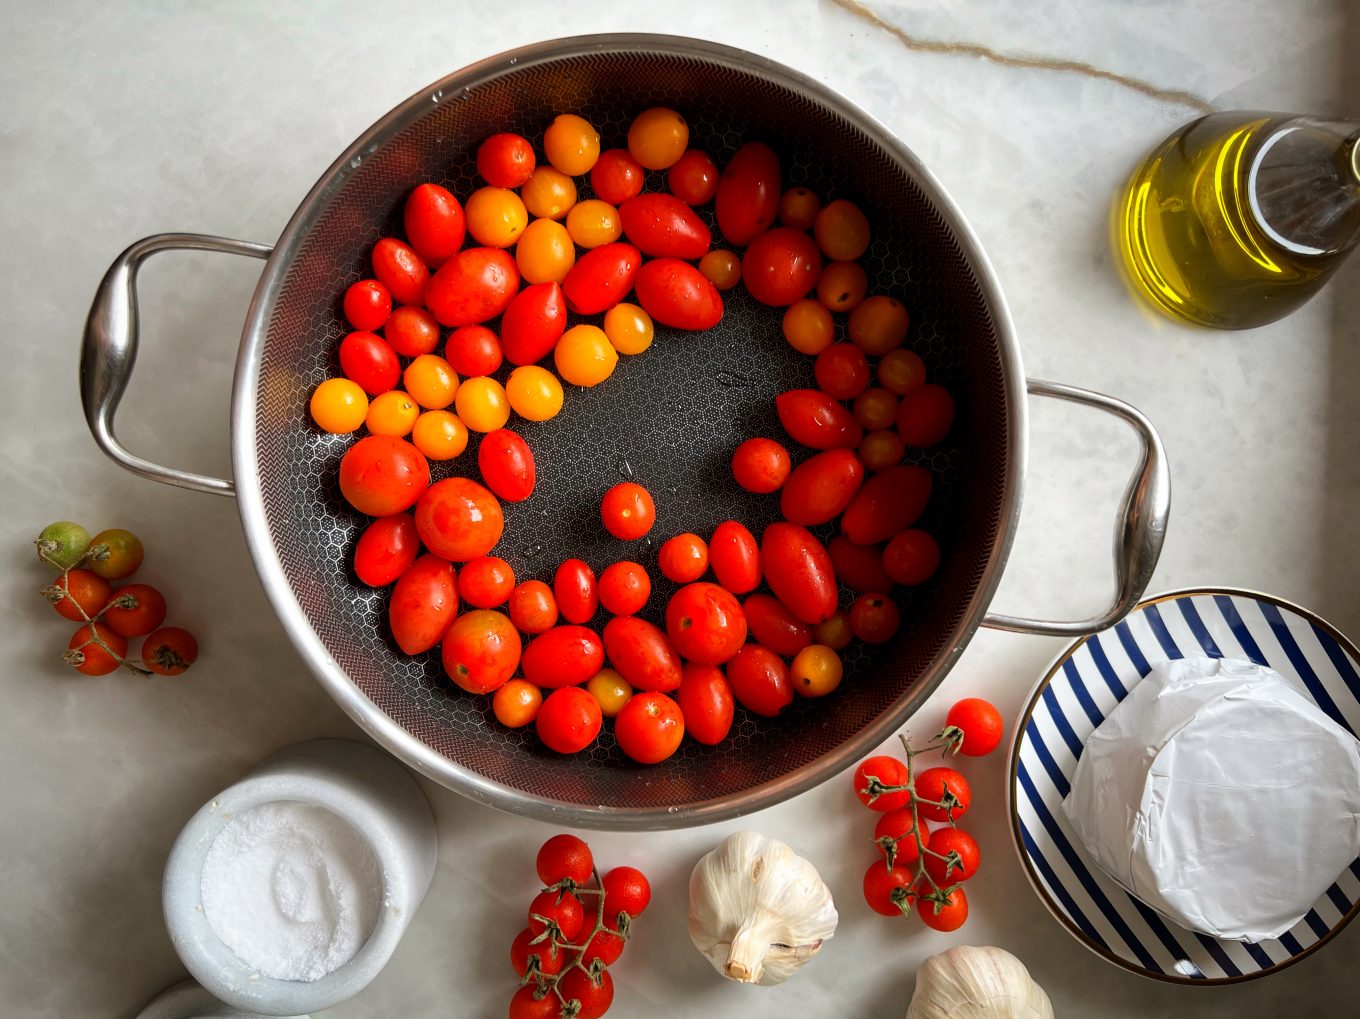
[725,644,793,716]
[849,592,900,644]
[477,429,536,503]
[715,142,781,246]
[840,465,932,545]
[863,861,916,917]
[353,513,420,587]
[414,477,504,561]
[101,583,166,638]
[338,331,400,395]
[554,559,599,624]
[742,227,821,307]
[141,627,197,676]
[500,282,567,366]
[601,865,652,917]
[522,625,605,689]
[742,594,813,657]
[560,242,642,315]
[476,132,536,188]
[425,247,520,327]
[603,615,682,692]
[511,927,567,979]
[388,554,458,654]
[615,692,685,764]
[776,389,863,450]
[814,343,871,400]
[883,529,940,585]
[676,662,735,744]
[760,522,838,624]
[829,536,894,594]
[945,697,1004,756]
[67,622,126,676]
[709,520,761,594]
[386,306,441,357]
[658,533,708,583]
[444,325,503,377]
[600,482,656,541]
[508,580,558,634]
[618,193,712,259]
[665,582,748,665]
[47,569,111,622]
[917,883,969,932]
[457,556,516,608]
[633,258,723,330]
[874,808,929,868]
[404,183,466,268]
[923,828,981,885]
[371,237,429,307]
[852,755,911,811]
[667,150,719,205]
[598,561,651,616]
[591,148,645,205]
[779,448,865,526]
[536,686,603,754]
[731,437,791,493]
[897,383,956,446]
[537,833,594,886]
[343,279,391,332]
[557,967,613,1019]
[915,767,972,822]
[339,435,430,516]
[440,609,520,693]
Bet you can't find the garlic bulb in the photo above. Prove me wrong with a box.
[688,831,837,986]
[906,946,1053,1019]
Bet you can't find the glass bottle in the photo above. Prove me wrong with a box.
[1117,111,1360,329]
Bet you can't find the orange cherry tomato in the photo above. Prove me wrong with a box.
[142,626,198,676]
[782,299,834,355]
[515,218,576,285]
[878,348,927,394]
[566,199,622,249]
[493,679,542,728]
[778,187,821,230]
[555,325,619,387]
[521,166,577,220]
[602,302,654,355]
[47,569,111,622]
[848,295,910,355]
[543,113,601,176]
[854,388,899,430]
[791,643,844,696]
[658,533,708,583]
[699,249,741,291]
[67,622,126,676]
[454,376,511,433]
[813,608,853,650]
[310,378,368,434]
[403,354,458,410]
[813,198,871,261]
[816,260,869,312]
[464,187,529,248]
[411,410,469,461]
[858,428,906,472]
[627,107,689,170]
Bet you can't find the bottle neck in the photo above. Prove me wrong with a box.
[1248,117,1360,257]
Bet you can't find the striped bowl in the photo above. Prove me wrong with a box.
[1008,587,1360,983]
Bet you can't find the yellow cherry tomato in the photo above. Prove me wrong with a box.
[554,325,618,387]
[813,198,871,261]
[309,377,368,434]
[521,166,577,220]
[782,299,834,355]
[493,679,542,728]
[778,187,821,230]
[812,609,853,650]
[791,644,844,697]
[464,186,528,248]
[603,303,654,355]
[627,107,689,170]
[403,354,459,410]
[515,218,576,284]
[506,365,565,422]
[411,410,469,461]
[566,199,622,249]
[816,260,868,313]
[543,113,601,176]
[454,376,511,432]
[365,390,420,436]
[699,249,741,291]
[877,349,927,395]
[848,295,910,355]
[586,668,633,717]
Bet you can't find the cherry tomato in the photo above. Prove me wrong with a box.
[829,536,893,593]
[841,465,933,544]
[425,248,519,327]
[554,559,598,624]
[338,331,400,395]
[814,344,871,400]
[310,377,368,434]
[403,354,458,410]
[522,626,605,689]
[411,409,468,461]
[454,376,511,432]
[458,556,516,608]
[854,388,899,431]
[46,569,111,622]
[384,306,439,358]
[388,554,458,654]
[603,302,653,355]
[339,435,430,516]
[557,967,613,1019]
[615,692,684,764]
[782,298,834,355]
[658,533,708,583]
[742,227,821,306]
[709,520,760,595]
[598,561,651,616]
[67,622,126,676]
[897,383,956,447]
[761,522,837,624]
[813,608,853,650]
[923,827,981,885]
[852,755,911,811]
[699,249,741,291]
[915,767,972,822]
[603,615,682,692]
[527,888,584,941]
[353,513,419,587]
[878,348,927,394]
[666,582,747,665]
[634,257,723,330]
[566,199,622,249]
[776,389,863,450]
[521,166,577,220]
[464,186,528,248]
[98,583,165,638]
[515,218,575,285]
[561,242,641,315]
[849,295,910,355]
[508,983,563,1019]
[667,149,719,205]
[508,580,558,635]
[495,679,544,729]
[415,477,503,561]
[476,132,534,188]
[619,193,712,259]
[731,437,791,493]
[587,668,632,717]
[627,107,689,170]
[791,643,843,696]
[850,593,900,644]
[858,429,906,472]
[404,183,465,267]
[555,325,619,386]
[677,662,735,745]
[536,686,603,753]
[780,448,865,526]
[814,199,871,261]
[478,428,536,502]
[510,925,565,978]
[87,528,144,582]
[36,520,90,570]
[725,644,793,717]
[945,697,1004,757]
[778,187,820,230]
[742,594,812,657]
[884,529,940,586]
[579,920,626,970]
[366,391,419,437]
[602,865,651,918]
[816,260,869,313]
[591,148,645,205]
[371,237,429,306]
[343,279,391,331]
[600,482,656,540]
[917,883,969,932]
[441,609,521,694]
[715,141,780,246]
[874,809,929,868]
[443,325,502,377]
[863,860,917,916]
[141,626,197,676]
[506,365,564,421]
[544,113,600,175]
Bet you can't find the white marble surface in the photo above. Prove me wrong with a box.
[2,1,1357,1016]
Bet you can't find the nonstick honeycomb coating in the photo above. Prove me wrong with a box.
[252,45,1009,818]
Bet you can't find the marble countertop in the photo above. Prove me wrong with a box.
[2,1,1356,1016]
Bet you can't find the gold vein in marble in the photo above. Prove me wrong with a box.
[829,0,1214,114]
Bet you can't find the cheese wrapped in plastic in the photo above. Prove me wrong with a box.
[1062,656,1360,942]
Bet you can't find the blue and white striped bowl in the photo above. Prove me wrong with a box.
[1008,588,1360,983]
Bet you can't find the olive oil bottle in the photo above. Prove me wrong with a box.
[1118,111,1360,329]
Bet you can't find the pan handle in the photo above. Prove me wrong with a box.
[80,233,272,497]
[981,378,1170,637]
